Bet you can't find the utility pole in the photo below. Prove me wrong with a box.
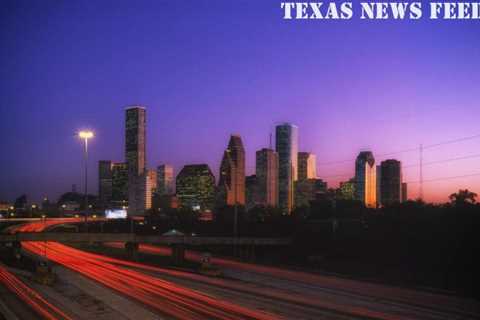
[419,144,424,201]
[78,131,94,233]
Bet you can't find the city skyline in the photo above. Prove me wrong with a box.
[1,1,479,204]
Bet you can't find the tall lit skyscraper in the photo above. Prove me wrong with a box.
[298,152,316,180]
[218,135,245,206]
[355,151,376,208]
[157,164,174,195]
[256,148,278,207]
[276,123,298,214]
[125,106,147,215]
[379,159,402,205]
[176,164,216,211]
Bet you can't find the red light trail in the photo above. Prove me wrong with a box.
[4,219,478,320]
[0,264,73,320]
[106,242,479,319]
[11,220,280,320]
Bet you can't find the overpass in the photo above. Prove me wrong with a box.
[0,233,290,245]
[0,232,291,263]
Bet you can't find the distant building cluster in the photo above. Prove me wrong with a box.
[98,107,408,217]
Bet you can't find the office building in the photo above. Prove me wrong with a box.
[339,178,355,200]
[295,178,327,208]
[99,161,128,208]
[125,106,147,215]
[355,151,376,208]
[245,175,259,210]
[176,164,216,211]
[276,123,298,214]
[298,152,316,180]
[99,160,113,207]
[402,182,408,202]
[111,162,128,206]
[218,135,246,206]
[380,159,402,206]
[256,148,279,207]
[157,165,174,195]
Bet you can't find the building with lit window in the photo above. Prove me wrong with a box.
[380,159,402,206]
[99,160,114,207]
[256,148,278,207]
[298,152,316,180]
[157,164,174,195]
[99,161,128,208]
[295,178,327,208]
[355,151,376,208]
[125,106,148,215]
[176,164,216,211]
[217,135,245,206]
[276,123,298,214]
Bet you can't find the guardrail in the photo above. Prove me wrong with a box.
[0,233,291,246]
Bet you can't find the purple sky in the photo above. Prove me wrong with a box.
[1,0,479,204]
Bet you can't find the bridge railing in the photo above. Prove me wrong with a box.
[0,233,291,246]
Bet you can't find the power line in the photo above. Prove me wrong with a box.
[405,172,480,184]
[319,153,480,180]
[423,133,480,150]
[403,153,480,169]
[317,133,480,166]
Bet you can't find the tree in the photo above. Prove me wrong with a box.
[449,189,477,206]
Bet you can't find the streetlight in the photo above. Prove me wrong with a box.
[78,130,94,232]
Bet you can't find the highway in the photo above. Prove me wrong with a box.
[10,220,279,320]
[104,242,480,320]
[2,219,479,319]
[0,264,73,320]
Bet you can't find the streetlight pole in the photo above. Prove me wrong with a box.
[79,130,94,233]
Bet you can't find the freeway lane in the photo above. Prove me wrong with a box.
[11,221,280,320]
[0,264,73,320]
[104,242,479,320]
[7,220,479,319]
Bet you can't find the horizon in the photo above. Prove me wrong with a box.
[1,0,479,204]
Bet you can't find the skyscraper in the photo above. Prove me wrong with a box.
[176,164,216,211]
[147,169,157,192]
[218,135,245,206]
[380,159,402,206]
[157,164,174,195]
[276,123,298,214]
[125,106,147,216]
[111,162,128,206]
[355,151,376,208]
[256,148,279,207]
[245,175,259,210]
[99,160,113,207]
[99,161,128,208]
[298,152,316,180]
[401,182,408,202]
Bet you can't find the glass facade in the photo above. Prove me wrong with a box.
[255,148,278,207]
[380,159,402,206]
[218,135,246,206]
[176,164,216,211]
[276,123,298,214]
[125,106,147,215]
[355,151,377,208]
